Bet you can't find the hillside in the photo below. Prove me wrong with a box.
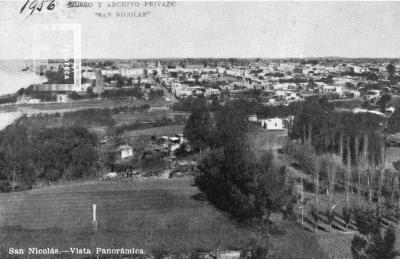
[0,178,326,258]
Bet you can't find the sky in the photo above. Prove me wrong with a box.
[1,1,400,59]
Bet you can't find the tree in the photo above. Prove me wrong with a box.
[386,63,396,79]
[352,208,400,259]
[352,225,399,259]
[387,105,400,134]
[195,101,289,224]
[16,88,25,96]
[378,94,392,112]
[116,78,124,88]
[183,101,213,153]
[320,154,340,231]
[342,206,352,232]
[86,86,94,95]
[0,125,99,188]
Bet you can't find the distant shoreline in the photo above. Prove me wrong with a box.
[0,70,46,96]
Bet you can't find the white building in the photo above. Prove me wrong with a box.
[56,94,69,103]
[204,88,221,97]
[81,69,96,80]
[175,88,193,98]
[118,145,133,159]
[365,89,381,100]
[101,69,120,78]
[258,118,284,130]
[248,115,257,122]
[120,68,145,78]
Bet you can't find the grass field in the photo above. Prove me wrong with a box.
[121,124,185,139]
[1,98,171,115]
[0,179,261,257]
[113,110,188,126]
[0,178,327,258]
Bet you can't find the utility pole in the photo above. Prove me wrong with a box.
[92,204,98,230]
[301,177,304,228]
[12,162,16,192]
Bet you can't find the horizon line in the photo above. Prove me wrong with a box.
[1,57,400,61]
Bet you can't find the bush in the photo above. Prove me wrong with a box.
[284,142,319,175]
[0,125,99,187]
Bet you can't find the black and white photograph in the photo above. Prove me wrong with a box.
[1,1,400,258]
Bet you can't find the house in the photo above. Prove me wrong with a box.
[364,90,381,100]
[118,145,133,159]
[204,88,221,97]
[120,68,145,78]
[81,69,96,80]
[28,98,41,104]
[169,136,181,152]
[248,114,257,122]
[16,95,41,104]
[101,69,120,78]
[56,94,69,103]
[258,118,284,130]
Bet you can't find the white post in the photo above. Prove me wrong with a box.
[93,204,96,222]
[301,179,304,228]
[92,204,98,230]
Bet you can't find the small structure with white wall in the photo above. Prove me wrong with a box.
[258,118,284,130]
[56,94,69,103]
[118,145,133,159]
[248,114,258,122]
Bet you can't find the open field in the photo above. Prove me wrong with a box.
[113,110,188,126]
[0,98,171,114]
[121,124,185,139]
[0,178,260,256]
[0,178,326,258]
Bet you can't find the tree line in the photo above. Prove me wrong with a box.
[285,97,400,257]
[0,125,99,191]
[115,115,187,135]
[185,101,292,225]
[20,105,151,129]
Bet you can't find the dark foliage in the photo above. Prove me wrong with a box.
[352,208,400,259]
[115,116,185,135]
[388,104,400,134]
[0,95,17,105]
[194,102,288,223]
[149,89,164,100]
[101,87,143,99]
[0,125,99,190]
[62,108,115,127]
[183,101,213,151]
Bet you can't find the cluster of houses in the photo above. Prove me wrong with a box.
[117,134,190,160]
[21,58,400,109]
[152,62,389,105]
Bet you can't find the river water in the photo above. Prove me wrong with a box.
[0,70,46,96]
[0,112,22,130]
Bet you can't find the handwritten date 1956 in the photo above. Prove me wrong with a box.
[20,0,55,15]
